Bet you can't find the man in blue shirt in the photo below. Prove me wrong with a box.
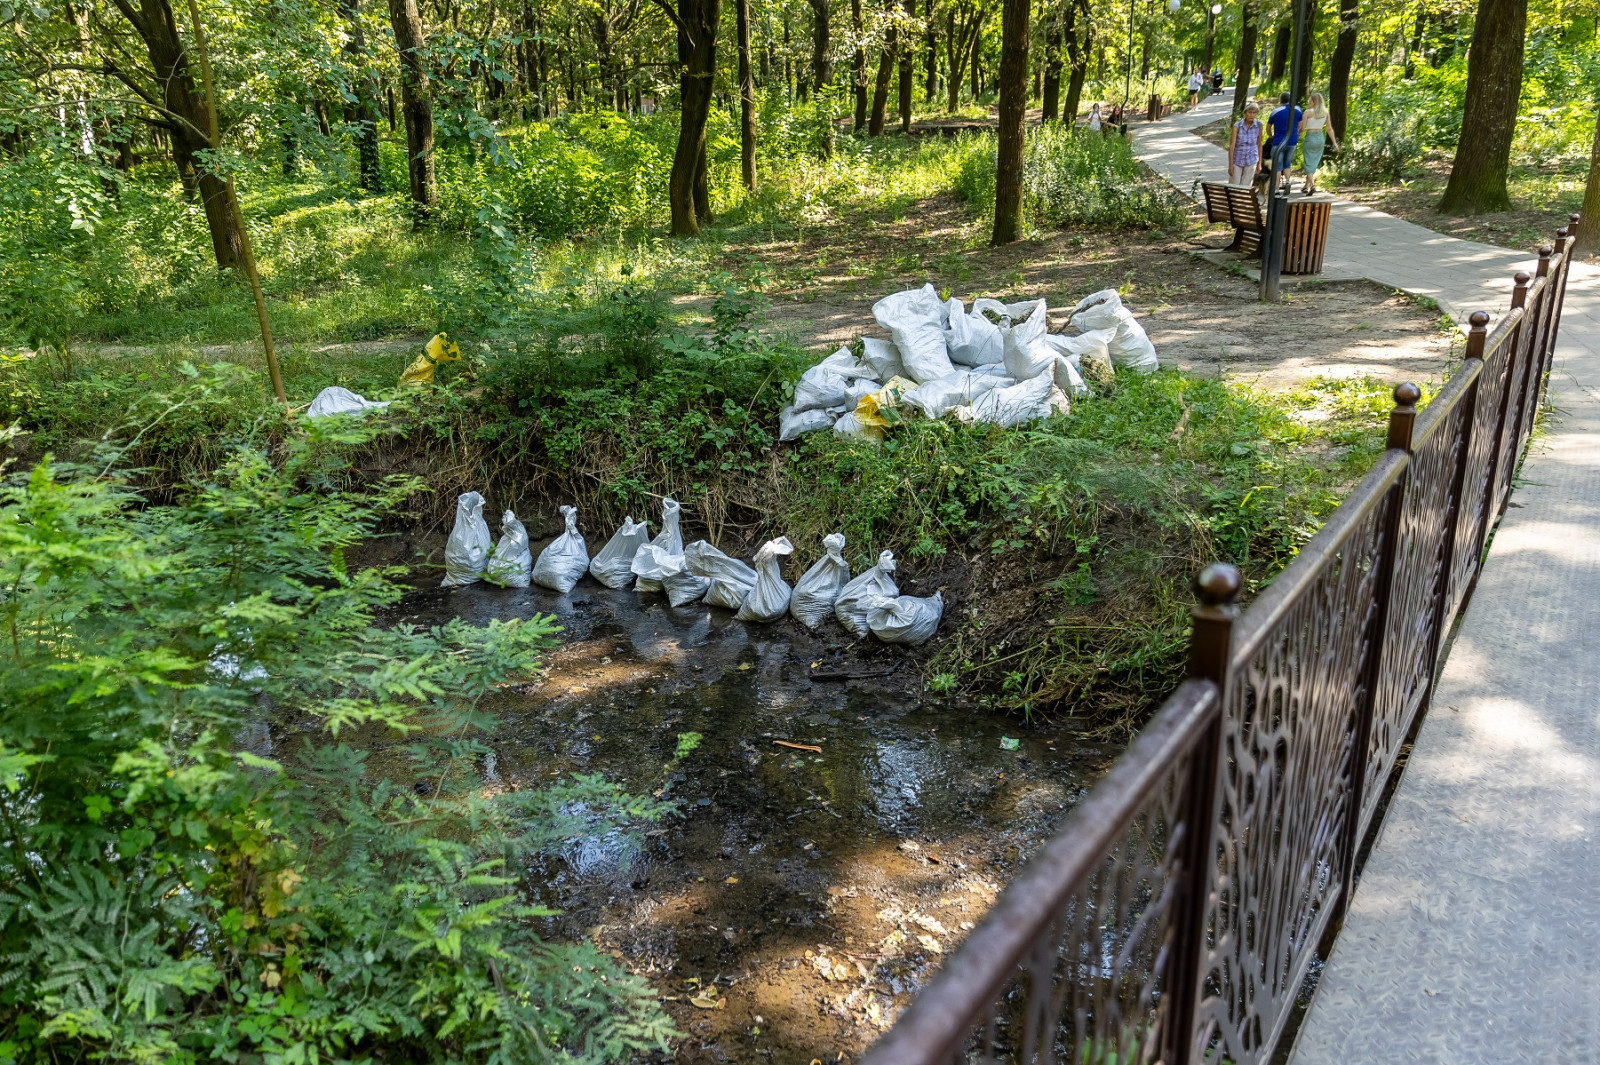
[1267,91,1302,192]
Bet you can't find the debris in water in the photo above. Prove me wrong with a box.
[999,736,1020,751]
[774,740,824,753]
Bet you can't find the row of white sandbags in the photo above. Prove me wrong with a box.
[779,286,1158,441]
[438,494,943,644]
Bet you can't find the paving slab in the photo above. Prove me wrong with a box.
[1128,95,1600,1065]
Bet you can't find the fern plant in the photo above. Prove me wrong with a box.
[0,374,674,1064]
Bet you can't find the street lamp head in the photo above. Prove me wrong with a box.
[1168,0,1180,11]
[1211,3,1222,12]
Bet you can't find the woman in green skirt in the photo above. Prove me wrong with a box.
[1297,92,1339,195]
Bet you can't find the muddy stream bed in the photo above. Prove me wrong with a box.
[357,572,1118,1064]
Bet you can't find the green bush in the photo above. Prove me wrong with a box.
[951,126,1190,231]
[1332,112,1426,185]
[0,392,675,1064]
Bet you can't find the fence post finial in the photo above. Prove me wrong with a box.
[1511,270,1532,311]
[1537,245,1554,279]
[1466,310,1491,360]
[1556,227,1571,255]
[1387,382,1422,451]
[1187,563,1240,686]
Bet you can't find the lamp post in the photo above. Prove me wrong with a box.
[1203,1,1221,74]
[1260,0,1309,302]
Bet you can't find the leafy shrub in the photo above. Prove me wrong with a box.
[952,126,1190,231]
[1331,112,1425,185]
[0,392,675,1064]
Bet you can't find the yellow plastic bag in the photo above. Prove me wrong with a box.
[850,375,918,440]
[398,333,461,387]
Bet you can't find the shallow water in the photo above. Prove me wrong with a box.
[382,578,1112,1063]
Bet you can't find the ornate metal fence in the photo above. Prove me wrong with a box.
[862,215,1581,1065]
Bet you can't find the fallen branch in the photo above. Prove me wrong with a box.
[773,740,823,753]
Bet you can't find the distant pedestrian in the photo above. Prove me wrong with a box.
[1297,92,1339,194]
[1267,91,1303,191]
[1188,70,1205,108]
[1229,102,1263,186]
[1211,69,1224,92]
[1088,102,1104,132]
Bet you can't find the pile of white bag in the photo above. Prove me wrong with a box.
[779,284,1157,440]
[437,492,943,645]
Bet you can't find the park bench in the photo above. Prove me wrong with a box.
[1201,180,1265,256]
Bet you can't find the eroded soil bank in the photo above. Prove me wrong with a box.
[359,576,1110,1064]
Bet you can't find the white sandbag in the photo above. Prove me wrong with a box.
[780,405,837,442]
[485,509,534,588]
[903,371,1012,418]
[684,540,758,611]
[865,591,945,645]
[306,385,390,418]
[792,347,879,412]
[735,536,796,622]
[633,497,684,592]
[1069,289,1159,373]
[873,284,955,383]
[954,373,1071,428]
[834,411,872,438]
[529,504,588,593]
[860,337,906,381]
[998,300,1054,381]
[441,492,492,587]
[944,298,1003,367]
[835,550,899,637]
[1040,327,1115,363]
[589,516,651,589]
[814,346,878,381]
[790,533,851,628]
[661,562,711,607]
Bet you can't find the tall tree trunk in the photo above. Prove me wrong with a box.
[1327,0,1359,141]
[1269,21,1289,79]
[126,0,241,267]
[669,0,722,235]
[737,0,756,187]
[1061,0,1087,123]
[853,0,869,130]
[1404,5,1424,78]
[387,0,436,223]
[1575,110,1600,258]
[339,0,383,192]
[1041,8,1062,121]
[898,0,915,132]
[281,114,299,176]
[1292,3,1316,101]
[971,17,982,95]
[992,0,1028,244]
[1202,8,1216,72]
[1438,0,1526,213]
[945,9,964,111]
[869,3,895,135]
[1231,0,1258,117]
[924,0,936,100]
[809,0,832,88]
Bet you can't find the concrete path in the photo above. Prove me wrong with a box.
[1132,93,1600,1064]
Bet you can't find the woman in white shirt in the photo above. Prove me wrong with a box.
[1297,93,1340,195]
[1188,71,1205,107]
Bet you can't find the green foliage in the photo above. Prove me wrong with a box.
[951,128,1190,232]
[0,389,674,1064]
[774,371,1394,722]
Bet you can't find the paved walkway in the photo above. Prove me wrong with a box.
[1131,94,1600,1064]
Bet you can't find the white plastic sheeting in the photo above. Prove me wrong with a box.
[306,386,390,418]
[589,516,651,589]
[530,505,588,593]
[485,509,533,588]
[684,541,758,611]
[790,533,851,628]
[835,550,899,637]
[865,591,944,645]
[441,492,492,587]
[734,536,795,622]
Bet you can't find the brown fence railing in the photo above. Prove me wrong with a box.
[862,214,1581,1065]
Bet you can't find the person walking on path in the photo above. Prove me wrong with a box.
[1267,91,1303,192]
[1229,101,1264,186]
[1189,70,1205,107]
[1297,92,1339,194]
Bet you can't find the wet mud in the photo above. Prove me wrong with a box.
[378,574,1114,1063]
